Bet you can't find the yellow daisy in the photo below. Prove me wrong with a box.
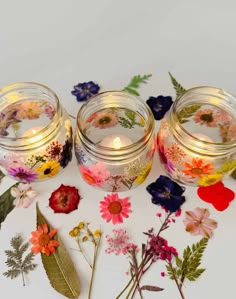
[36,160,60,178]
[198,173,223,187]
[93,229,101,238]
[135,161,152,184]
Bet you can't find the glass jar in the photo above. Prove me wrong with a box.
[157,86,236,186]
[74,91,155,192]
[0,82,73,182]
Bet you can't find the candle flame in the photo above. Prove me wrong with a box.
[113,137,122,149]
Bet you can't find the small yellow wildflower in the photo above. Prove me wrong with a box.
[93,229,101,238]
[78,221,85,229]
[82,235,89,242]
[198,173,223,187]
[135,161,152,184]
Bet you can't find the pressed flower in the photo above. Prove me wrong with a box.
[36,160,60,178]
[197,181,235,211]
[105,228,132,255]
[193,108,219,127]
[182,158,214,178]
[16,101,43,119]
[146,175,186,212]
[93,229,101,238]
[227,123,236,142]
[0,110,18,136]
[49,184,80,214]
[46,140,63,160]
[92,111,118,129]
[198,173,223,186]
[183,207,217,238]
[59,137,73,168]
[166,143,186,163]
[79,163,110,187]
[75,146,87,164]
[124,159,143,178]
[71,81,100,102]
[43,103,55,119]
[89,162,111,181]
[100,193,132,224]
[134,161,152,184]
[7,166,38,183]
[146,95,173,120]
[11,183,37,208]
[30,223,59,256]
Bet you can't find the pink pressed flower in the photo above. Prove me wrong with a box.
[16,101,43,119]
[216,109,233,123]
[79,164,104,187]
[89,162,111,181]
[92,111,118,129]
[227,123,236,142]
[156,212,162,217]
[100,193,132,224]
[166,143,186,163]
[11,183,37,208]
[7,166,38,183]
[105,229,130,255]
[183,207,217,238]
[194,109,219,127]
[44,103,55,119]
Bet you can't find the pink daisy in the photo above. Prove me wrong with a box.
[7,166,38,182]
[194,109,219,127]
[16,101,43,120]
[79,164,104,187]
[92,111,118,129]
[100,193,132,224]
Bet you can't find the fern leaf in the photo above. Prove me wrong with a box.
[123,74,152,96]
[3,269,21,279]
[168,72,186,99]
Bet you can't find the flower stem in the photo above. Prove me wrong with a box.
[88,236,101,299]
[21,269,26,287]
[168,261,186,299]
[76,239,92,269]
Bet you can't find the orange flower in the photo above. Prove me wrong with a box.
[30,223,59,256]
[182,158,214,178]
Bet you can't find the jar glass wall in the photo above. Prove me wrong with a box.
[157,86,236,186]
[74,91,155,192]
[0,82,73,182]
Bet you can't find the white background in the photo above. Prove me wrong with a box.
[0,1,235,298]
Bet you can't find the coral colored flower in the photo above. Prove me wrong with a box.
[16,101,43,119]
[100,193,132,224]
[92,111,118,129]
[49,184,80,214]
[166,143,186,163]
[7,166,38,182]
[146,175,185,212]
[36,160,60,178]
[198,173,223,186]
[146,95,173,120]
[30,223,60,256]
[71,81,100,102]
[182,158,214,178]
[79,163,110,187]
[193,109,219,127]
[197,181,235,211]
[183,207,217,238]
[11,183,37,208]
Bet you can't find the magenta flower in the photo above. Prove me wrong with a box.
[7,166,38,182]
[183,207,217,238]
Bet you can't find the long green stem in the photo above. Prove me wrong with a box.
[168,262,186,299]
[88,236,101,299]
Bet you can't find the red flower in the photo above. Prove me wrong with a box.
[197,181,235,211]
[49,184,81,214]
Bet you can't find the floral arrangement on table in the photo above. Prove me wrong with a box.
[0,74,235,299]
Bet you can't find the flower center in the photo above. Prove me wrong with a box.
[108,201,122,214]
[44,167,52,175]
[38,234,50,246]
[200,113,213,123]
[155,103,162,112]
[83,173,97,185]
[16,172,29,179]
[61,196,68,206]
[99,116,111,125]
[191,168,203,175]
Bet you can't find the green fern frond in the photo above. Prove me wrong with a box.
[168,72,186,99]
[123,74,152,96]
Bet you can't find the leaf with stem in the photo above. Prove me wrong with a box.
[123,74,152,96]
[3,234,37,286]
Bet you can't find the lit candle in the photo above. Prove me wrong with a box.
[22,126,44,142]
[100,134,132,149]
[192,133,213,143]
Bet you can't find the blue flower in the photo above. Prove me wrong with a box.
[71,81,100,102]
[146,175,185,212]
[146,96,173,120]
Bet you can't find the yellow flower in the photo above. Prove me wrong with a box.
[36,160,60,178]
[220,160,236,173]
[69,227,80,237]
[78,222,85,229]
[134,161,152,184]
[93,229,101,238]
[198,173,223,187]
[82,235,89,242]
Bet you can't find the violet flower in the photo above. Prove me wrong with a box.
[146,95,173,120]
[71,81,100,102]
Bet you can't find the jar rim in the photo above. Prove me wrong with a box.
[76,90,155,160]
[0,82,62,148]
[169,85,236,153]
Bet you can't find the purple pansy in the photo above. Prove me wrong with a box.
[71,81,100,102]
[8,166,38,183]
[146,175,185,212]
[146,96,173,120]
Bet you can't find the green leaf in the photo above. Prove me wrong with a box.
[168,72,186,99]
[140,285,164,292]
[0,170,5,184]
[36,203,80,299]
[177,104,202,124]
[0,183,18,228]
[123,74,152,96]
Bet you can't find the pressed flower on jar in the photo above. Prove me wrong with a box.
[36,160,60,179]
[79,163,110,187]
[92,110,118,129]
[7,166,38,183]
[30,223,59,256]
[182,158,214,178]
[15,101,43,120]
[193,108,219,127]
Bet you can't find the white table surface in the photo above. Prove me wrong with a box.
[0,1,235,298]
